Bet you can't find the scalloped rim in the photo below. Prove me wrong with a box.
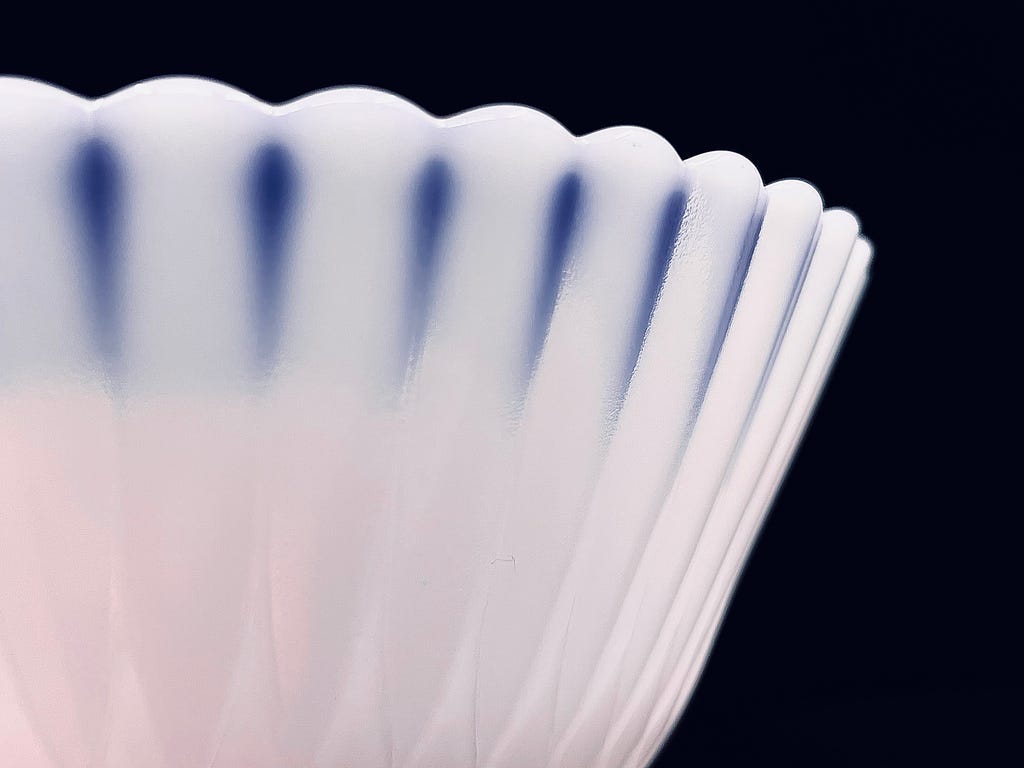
[0,75,871,258]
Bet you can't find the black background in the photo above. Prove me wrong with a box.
[3,5,1019,766]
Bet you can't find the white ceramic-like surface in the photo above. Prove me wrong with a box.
[0,77,871,768]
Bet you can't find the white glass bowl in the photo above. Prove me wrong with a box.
[0,77,870,767]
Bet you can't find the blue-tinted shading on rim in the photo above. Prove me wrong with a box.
[71,137,122,370]
[404,156,455,379]
[249,141,298,372]
[693,195,768,415]
[662,195,767,470]
[673,208,822,600]
[617,187,687,403]
[523,170,584,392]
